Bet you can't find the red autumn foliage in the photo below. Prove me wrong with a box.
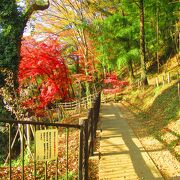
[71,35,98,77]
[103,73,129,94]
[71,73,94,83]
[103,87,121,94]
[18,37,71,116]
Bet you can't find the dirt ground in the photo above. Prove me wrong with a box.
[118,101,180,179]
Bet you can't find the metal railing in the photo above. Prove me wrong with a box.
[79,93,101,179]
[0,93,101,180]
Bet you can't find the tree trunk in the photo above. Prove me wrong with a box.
[15,1,50,85]
[156,0,160,73]
[82,29,90,96]
[26,124,31,149]
[18,124,23,155]
[139,0,148,85]
[127,60,135,83]
[76,56,80,73]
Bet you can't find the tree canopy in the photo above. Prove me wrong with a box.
[0,0,179,118]
[19,36,71,116]
[0,0,49,72]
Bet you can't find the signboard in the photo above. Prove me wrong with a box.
[36,129,58,161]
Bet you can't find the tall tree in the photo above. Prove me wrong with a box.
[34,0,100,96]
[89,12,140,82]
[139,0,148,85]
[0,0,49,74]
[83,0,178,82]
[19,37,71,116]
[0,0,50,119]
[144,0,179,70]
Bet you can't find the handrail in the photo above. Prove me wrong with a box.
[0,118,81,129]
[58,93,97,105]
[78,92,101,179]
[0,92,101,180]
[57,93,98,111]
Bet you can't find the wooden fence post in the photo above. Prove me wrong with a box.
[83,119,89,180]
[162,75,165,86]
[178,82,180,100]
[156,77,159,87]
[78,120,84,180]
[90,109,94,156]
[138,80,140,88]
[167,72,170,83]
[94,93,100,139]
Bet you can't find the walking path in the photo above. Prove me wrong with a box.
[99,103,163,180]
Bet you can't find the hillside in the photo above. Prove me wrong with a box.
[119,57,180,178]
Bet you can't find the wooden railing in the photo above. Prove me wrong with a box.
[57,93,98,112]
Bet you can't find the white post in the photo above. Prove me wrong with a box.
[162,75,165,86]
[167,72,170,84]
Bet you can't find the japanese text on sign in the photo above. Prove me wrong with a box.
[36,129,58,161]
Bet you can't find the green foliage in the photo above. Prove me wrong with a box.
[117,48,140,69]
[0,124,21,166]
[90,12,140,73]
[36,0,47,6]
[87,0,179,79]
[11,147,32,167]
[0,99,9,118]
[0,124,9,164]
[124,78,179,161]
[144,0,179,60]
[0,0,50,74]
[0,0,23,71]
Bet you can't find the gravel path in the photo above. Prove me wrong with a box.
[118,102,180,179]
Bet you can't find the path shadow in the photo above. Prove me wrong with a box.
[100,103,163,179]
[122,82,179,135]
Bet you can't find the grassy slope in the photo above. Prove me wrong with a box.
[122,59,180,161]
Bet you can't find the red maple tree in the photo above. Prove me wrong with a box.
[18,37,71,116]
[103,73,129,94]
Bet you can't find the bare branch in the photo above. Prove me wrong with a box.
[24,0,50,24]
